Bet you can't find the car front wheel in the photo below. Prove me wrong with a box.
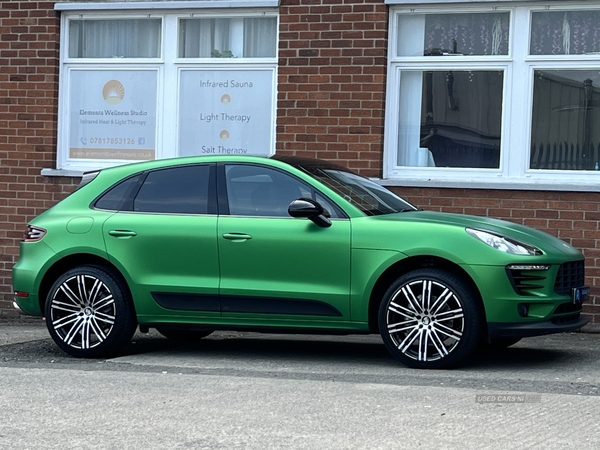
[45,265,137,358]
[378,269,482,369]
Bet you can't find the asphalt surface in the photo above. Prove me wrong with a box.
[1,320,599,449]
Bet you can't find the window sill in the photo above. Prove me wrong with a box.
[55,1,279,11]
[41,168,85,178]
[376,177,600,193]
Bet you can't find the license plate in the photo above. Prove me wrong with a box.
[572,286,590,304]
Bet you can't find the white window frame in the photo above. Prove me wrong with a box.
[384,4,600,191]
[49,3,278,176]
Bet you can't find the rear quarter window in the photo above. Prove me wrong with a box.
[94,173,144,211]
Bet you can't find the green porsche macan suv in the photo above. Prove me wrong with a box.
[12,156,589,368]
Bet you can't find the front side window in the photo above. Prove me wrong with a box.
[386,6,600,188]
[225,165,310,217]
[225,165,341,218]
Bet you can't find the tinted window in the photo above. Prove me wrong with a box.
[317,170,416,215]
[284,159,417,216]
[225,164,342,218]
[95,173,144,211]
[133,165,211,214]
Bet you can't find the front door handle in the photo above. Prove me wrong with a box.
[222,232,252,242]
[108,230,137,238]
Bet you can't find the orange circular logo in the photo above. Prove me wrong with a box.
[103,80,125,105]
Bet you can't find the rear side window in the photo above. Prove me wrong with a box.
[133,165,212,214]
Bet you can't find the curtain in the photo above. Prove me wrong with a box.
[531,11,600,55]
[244,18,277,58]
[423,13,509,56]
[69,19,161,58]
[180,17,276,58]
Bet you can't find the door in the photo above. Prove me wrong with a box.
[103,164,220,318]
[217,163,352,321]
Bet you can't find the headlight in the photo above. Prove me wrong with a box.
[466,228,542,255]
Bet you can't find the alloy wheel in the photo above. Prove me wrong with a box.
[46,266,136,358]
[384,278,465,362]
[379,269,481,369]
[49,273,116,350]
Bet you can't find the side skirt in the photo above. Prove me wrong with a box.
[151,292,343,317]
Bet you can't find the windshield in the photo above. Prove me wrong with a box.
[315,169,417,215]
[278,159,415,216]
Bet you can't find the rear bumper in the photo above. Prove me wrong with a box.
[12,294,43,316]
[488,315,589,339]
[13,301,27,315]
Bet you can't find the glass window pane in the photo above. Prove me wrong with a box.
[530,70,600,170]
[133,165,211,214]
[397,13,509,57]
[69,19,161,58]
[398,70,503,169]
[179,17,277,58]
[225,165,306,217]
[94,173,144,211]
[531,11,600,56]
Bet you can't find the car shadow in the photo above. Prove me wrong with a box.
[0,330,583,371]
[123,332,581,371]
[126,333,393,366]
[467,346,579,370]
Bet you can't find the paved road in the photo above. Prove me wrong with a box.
[0,321,599,449]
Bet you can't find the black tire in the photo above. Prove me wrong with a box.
[45,265,137,358]
[378,268,483,369]
[156,328,214,342]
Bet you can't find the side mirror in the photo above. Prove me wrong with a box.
[288,198,332,228]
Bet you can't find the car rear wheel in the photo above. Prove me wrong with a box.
[378,269,482,369]
[45,266,137,358]
[156,328,214,341]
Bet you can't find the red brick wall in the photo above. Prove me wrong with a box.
[277,0,387,177]
[0,1,78,317]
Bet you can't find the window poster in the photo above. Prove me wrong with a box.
[178,69,275,157]
[68,69,158,161]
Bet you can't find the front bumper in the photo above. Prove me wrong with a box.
[488,314,589,339]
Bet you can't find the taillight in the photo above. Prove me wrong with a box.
[23,225,46,242]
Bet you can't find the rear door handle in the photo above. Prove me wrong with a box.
[108,230,137,238]
[222,232,252,241]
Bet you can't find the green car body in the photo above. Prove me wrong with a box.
[12,156,588,368]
